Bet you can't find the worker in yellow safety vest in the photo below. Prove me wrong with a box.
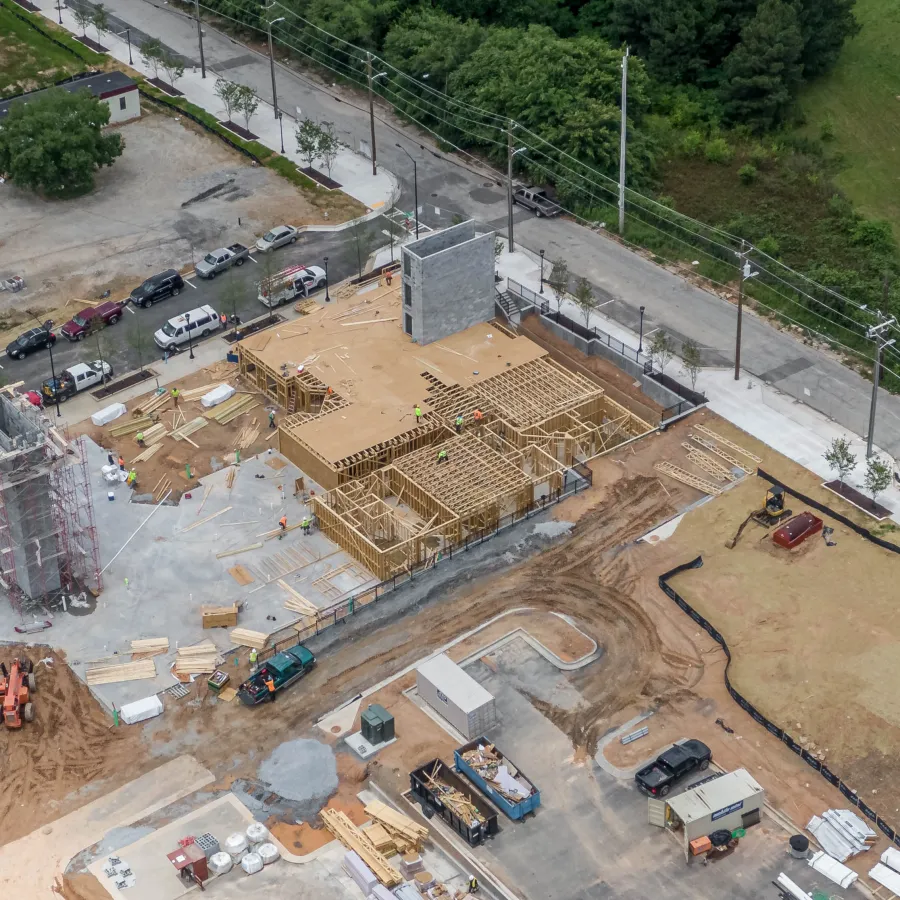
[302,516,311,535]
[249,648,258,670]
[126,469,137,487]
[136,431,145,447]
[414,405,422,423]
[171,387,180,407]
[437,449,449,464]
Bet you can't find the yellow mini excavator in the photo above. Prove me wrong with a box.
[725,486,791,549]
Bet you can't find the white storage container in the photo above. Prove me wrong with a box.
[91,403,126,426]
[241,851,263,875]
[119,695,163,725]
[224,832,248,861]
[209,852,233,875]
[246,822,269,846]
[257,842,280,865]
[416,653,497,739]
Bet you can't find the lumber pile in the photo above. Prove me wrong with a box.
[152,476,172,502]
[235,419,260,450]
[258,522,304,541]
[130,637,169,660]
[459,743,533,803]
[654,461,723,496]
[206,394,259,424]
[278,580,318,615]
[86,658,156,685]
[171,416,208,443]
[109,415,154,437]
[180,383,217,401]
[131,443,162,464]
[295,298,319,315]
[364,800,428,855]
[424,762,485,827]
[174,640,219,675]
[202,604,239,628]
[321,808,402,887]
[134,391,170,416]
[138,423,168,445]
[695,424,762,463]
[229,627,268,650]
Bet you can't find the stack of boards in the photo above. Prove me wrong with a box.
[174,640,219,675]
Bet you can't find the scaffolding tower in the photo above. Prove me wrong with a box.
[0,394,101,617]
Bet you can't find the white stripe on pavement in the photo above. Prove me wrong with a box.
[184,279,198,289]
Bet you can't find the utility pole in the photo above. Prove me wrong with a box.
[267,11,285,120]
[866,315,896,457]
[507,122,515,253]
[193,0,205,79]
[367,53,377,176]
[733,240,757,380]
[618,46,629,236]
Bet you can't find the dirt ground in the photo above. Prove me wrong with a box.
[0,645,142,846]
[0,110,363,343]
[73,359,277,497]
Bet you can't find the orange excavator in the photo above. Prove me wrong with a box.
[1,657,36,727]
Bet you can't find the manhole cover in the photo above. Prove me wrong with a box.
[483,182,493,187]
[331,725,341,733]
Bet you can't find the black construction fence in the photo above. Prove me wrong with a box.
[258,462,594,662]
[658,471,900,846]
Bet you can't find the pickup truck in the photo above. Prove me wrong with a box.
[635,739,711,797]
[513,187,561,218]
[237,643,316,706]
[40,360,113,403]
[60,300,125,341]
[195,243,249,279]
[258,265,326,308]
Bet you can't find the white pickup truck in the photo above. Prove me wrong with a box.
[258,264,327,308]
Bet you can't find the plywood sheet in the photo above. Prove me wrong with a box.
[228,565,255,586]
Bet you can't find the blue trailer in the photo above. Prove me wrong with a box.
[454,738,541,820]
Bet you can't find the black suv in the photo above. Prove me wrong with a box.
[635,740,712,797]
[6,327,56,360]
[130,269,184,308]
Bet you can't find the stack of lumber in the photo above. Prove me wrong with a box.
[364,800,428,855]
[152,475,172,502]
[229,627,268,649]
[321,808,402,887]
[132,443,162,464]
[201,604,239,628]
[180,383,217,401]
[171,416,208,444]
[424,763,485,827]
[109,415,154,438]
[278,580,318,615]
[86,658,157,685]
[363,823,396,856]
[133,391,170,416]
[206,394,259,424]
[234,419,260,450]
[295,298,319,315]
[174,640,219,675]
[130,637,169,660]
[139,423,168,445]
[460,743,533,802]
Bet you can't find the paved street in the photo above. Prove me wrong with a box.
[25,0,900,455]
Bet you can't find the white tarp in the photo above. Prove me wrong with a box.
[370,886,394,900]
[91,403,127,426]
[882,846,900,872]
[119,695,163,725]
[775,873,812,900]
[344,851,377,894]
[201,384,235,408]
[808,851,858,888]
[496,764,530,799]
[870,863,900,895]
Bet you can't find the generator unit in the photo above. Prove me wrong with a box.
[360,704,395,745]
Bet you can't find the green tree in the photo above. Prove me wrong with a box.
[318,121,341,178]
[126,324,152,374]
[91,3,109,45]
[221,281,243,336]
[233,84,259,133]
[0,89,123,197]
[794,0,859,78]
[650,330,674,373]
[72,4,93,37]
[141,38,164,80]
[214,78,241,122]
[547,257,569,313]
[720,0,804,132]
[824,436,856,487]
[159,50,186,88]
[681,338,702,389]
[572,276,597,327]
[864,455,892,507]
[295,118,322,169]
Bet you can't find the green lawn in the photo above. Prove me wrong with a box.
[0,4,83,99]
[796,0,900,235]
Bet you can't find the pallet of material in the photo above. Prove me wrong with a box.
[109,415,154,437]
[202,604,239,628]
[171,416,208,441]
[363,823,397,856]
[295,298,319,315]
[229,628,268,650]
[138,423,168,446]
[321,808,402,887]
[130,637,169,660]
[180,383,218,401]
[131,443,163,465]
[364,800,428,845]
[86,658,157,685]
[174,640,219,674]
[206,394,259,424]
[235,421,260,450]
[134,392,170,416]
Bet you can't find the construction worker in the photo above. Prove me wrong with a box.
[135,431,145,447]
[265,674,276,700]
[385,270,393,286]
[414,404,422,423]
[437,448,449,464]
[468,875,479,894]
[455,413,464,434]
[118,454,126,472]
[126,469,137,487]
[278,514,287,540]
[301,515,311,535]
[171,387,180,407]
[268,410,276,429]
[220,312,227,328]
[249,647,258,671]
[473,409,484,435]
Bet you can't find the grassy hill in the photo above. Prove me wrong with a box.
[796,0,900,235]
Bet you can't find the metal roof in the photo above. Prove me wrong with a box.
[666,769,764,824]
[0,71,136,119]
[417,653,494,714]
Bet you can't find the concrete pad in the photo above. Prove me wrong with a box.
[0,755,213,899]
[316,696,362,739]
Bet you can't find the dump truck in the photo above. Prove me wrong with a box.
[194,243,249,279]
[454,738,540,820]
[236,643,315,706]
[1,657,36,727]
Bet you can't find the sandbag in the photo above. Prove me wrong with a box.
[257,842,280,865]
[241,852,263,875]
[224,832,248,860]
[246,822,269,846]
[209,852,233,875]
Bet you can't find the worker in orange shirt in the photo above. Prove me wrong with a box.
[473,408,484,435]
[278,514,287,540]
[265,674,276,700]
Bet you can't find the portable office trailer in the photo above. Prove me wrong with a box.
[416,653,497,739]
[665,769,764,845]
[454,738,541,820]
[410,758,500,846]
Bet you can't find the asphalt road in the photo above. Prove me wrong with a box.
[31,0,900,455]
[3,222,386,396]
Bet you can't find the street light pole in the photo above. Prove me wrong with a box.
[365,53,385,177]
[506,122,527,253]
[267,16,285,120]
[866,317,897,458]
[638,305,645,354]
[125,28,132,65]
[185,312,194,360]
[37,318,61,418]
[618,46,629,236]
[395,144,419,239]
[193,0,205,79]
[539,249,545,294]
[324,256,330,303]
[277,110,284,154]
[56,0,63,25]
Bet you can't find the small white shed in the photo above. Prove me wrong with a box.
[416,653,497,739]
[665,769,764,843]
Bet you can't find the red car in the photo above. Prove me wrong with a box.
[60,300,125,341]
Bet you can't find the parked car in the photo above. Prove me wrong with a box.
[256,225,298,252]
[195,243,249,279]
[513,187,561,218]
[635,740,711,797]
[6,327,55,360]
[153,304,221,352]
[40,360,113,403]
[60,300,125,342]
[130,269,184,308]
[258,264,326,308]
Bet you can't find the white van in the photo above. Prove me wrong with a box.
[154,304,220,352]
